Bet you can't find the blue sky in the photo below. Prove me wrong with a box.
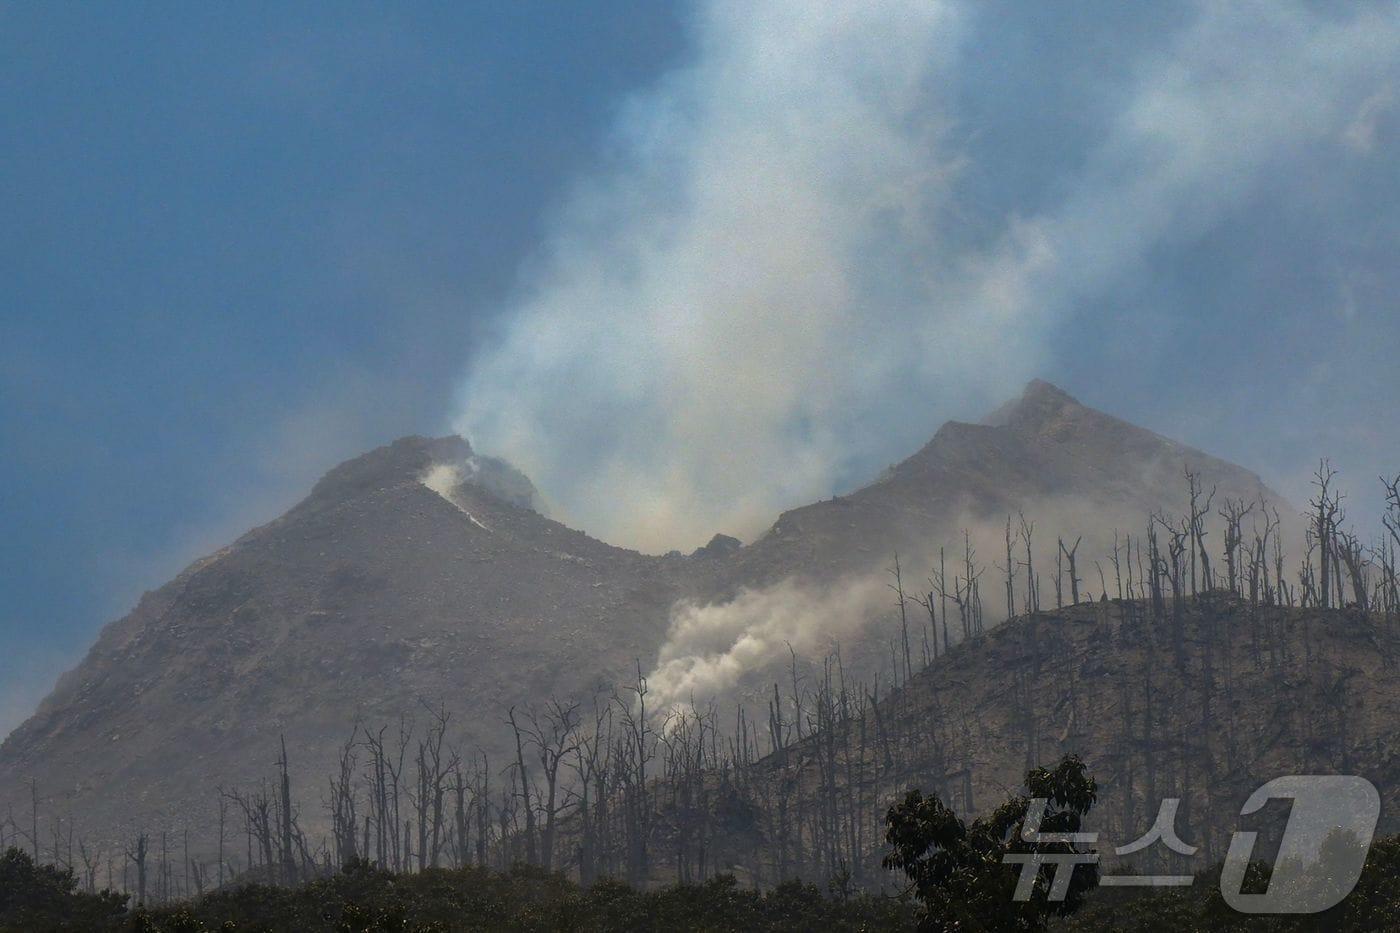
[0,2,687,732]
[3,1,1399,737]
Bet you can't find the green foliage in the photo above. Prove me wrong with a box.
[0,846,127,932]
[0,851,912,932]
[883,754,1099,931]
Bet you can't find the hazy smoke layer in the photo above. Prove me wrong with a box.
[455,1,1400,553]
[454,1,980,552]
[644,484,1302,712]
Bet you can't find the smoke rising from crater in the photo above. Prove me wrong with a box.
[453,0,994,553]
[453,0,1400,554]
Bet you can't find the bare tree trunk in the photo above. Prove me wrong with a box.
[507,706,539,866]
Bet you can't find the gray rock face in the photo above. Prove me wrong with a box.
[0,381,1289,853]
[691,534,743,559]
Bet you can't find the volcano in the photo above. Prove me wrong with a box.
[0,381,1289,853]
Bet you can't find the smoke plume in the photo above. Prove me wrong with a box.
[648,575,889,713]
[453,0,1400,554]
[454,0,984,553]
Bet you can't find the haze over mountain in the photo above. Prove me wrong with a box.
[9,0,1400,802]
[0,380,1289,852]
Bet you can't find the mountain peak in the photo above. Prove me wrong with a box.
[305,435,472,505]
[981,378,1083,429]
[0,378,1293,859]
[1021,377,1078,404]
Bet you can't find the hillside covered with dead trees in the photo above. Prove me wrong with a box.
[5,463,1400,921]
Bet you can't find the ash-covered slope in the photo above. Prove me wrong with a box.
[0,435,711,849]
[726,379,1283,590]
[0,380,1290,853]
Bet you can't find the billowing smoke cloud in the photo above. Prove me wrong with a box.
[454,0,1400,554]
[648,575,889,712]
[454,0,986,553]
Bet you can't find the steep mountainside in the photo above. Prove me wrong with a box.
[0,436,713,850]
[0,381,1292,853]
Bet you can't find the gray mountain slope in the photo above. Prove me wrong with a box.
[0,381,1290,853]
[722,379,1281,591]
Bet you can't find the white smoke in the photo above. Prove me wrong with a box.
[420,462,463,500]
[453,0,1400,554]
[645,475,1302,712]
[647,575,889,712]
[418,461,491,530]
[454,0,985,553]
